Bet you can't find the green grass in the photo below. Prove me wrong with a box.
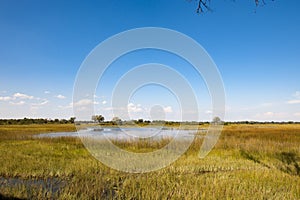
[0,124,299,199]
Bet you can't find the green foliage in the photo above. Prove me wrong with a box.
[92,115,105,123]
[111,117,122,125]
[0,117,76,125]
[212,116,222,124]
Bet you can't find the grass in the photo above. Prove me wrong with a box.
[0,124,76,140]
[0,124,299,199]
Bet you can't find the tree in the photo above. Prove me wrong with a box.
[69,117,76,123]
[112,117,122,125]
[92,115,105,123]
[194,0,274,13]
[212,116,222,124]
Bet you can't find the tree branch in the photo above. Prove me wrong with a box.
[195,0,274,13]
[197,0,211,13]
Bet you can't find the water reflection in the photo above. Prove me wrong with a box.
[36,127,206,140]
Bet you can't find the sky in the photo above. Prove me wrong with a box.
[0,0,300,121]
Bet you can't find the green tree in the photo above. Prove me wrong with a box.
[69,117,76,123]
[212,116,222,124]
[92,115,105,123]
[112,117,122,125]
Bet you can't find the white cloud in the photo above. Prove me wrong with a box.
[254,112,288,120]
[103,107,113,111]
[74,99,91,106]
[58,103,72,109]
[263,112,274,116]
[44,91,50,94]
[32,100,49,106]
[9,101,25,106]
[55,94,66,99]
[0,96,12,101]
[102,100,107,105]
[0,93,35,102]
[40,100,49,105]
[286,100,300,104]
[205,110,212,114]
[0,92,34,103]
[13,93,34,99]
[59,99,98,110]
[127,103,143,113]
[163,106,173,113]
[286,91,300,104]
[293,91,300,98]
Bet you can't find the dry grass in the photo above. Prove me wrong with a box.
[0,124,76,140]
[0,124,299,199]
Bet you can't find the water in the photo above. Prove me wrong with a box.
[0,176,66,197]
[36,127,206,140]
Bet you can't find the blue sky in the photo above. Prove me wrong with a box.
[0,0,300,121]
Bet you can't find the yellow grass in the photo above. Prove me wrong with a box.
[0,124,299,199]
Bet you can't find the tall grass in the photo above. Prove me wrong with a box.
[0,124,76,140]
[0,124,299,199]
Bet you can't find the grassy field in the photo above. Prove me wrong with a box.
[0,124,299,199]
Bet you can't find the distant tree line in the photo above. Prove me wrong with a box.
[223,121,300,125]
[1,116,299,126]
[91,115,300,126]
[0,117,76,125]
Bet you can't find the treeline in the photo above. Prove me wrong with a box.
[1,118,299,126]
[92,119,207,126]
[0,117,76,125]
[97,120,300,126]
[224,121,300,125]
